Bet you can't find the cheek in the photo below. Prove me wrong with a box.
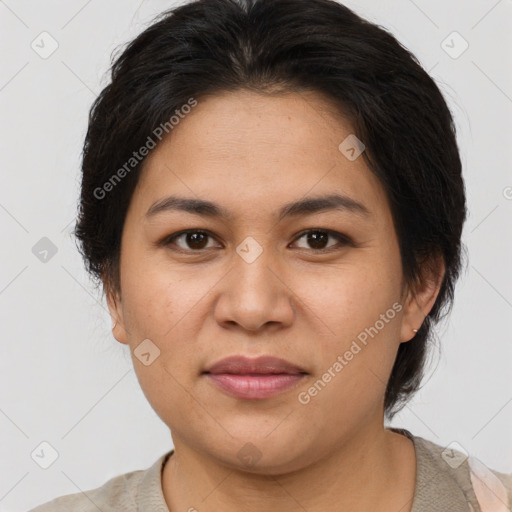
[295,258,401,339]
[119,265,201,422]
[292,257,403,406]
[119,255,212,390]
[119,248,189,338]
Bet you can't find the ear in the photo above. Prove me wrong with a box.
[103,274,129,345]
[400,252,445,343]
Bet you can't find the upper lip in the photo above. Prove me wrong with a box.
[203,355,308,375]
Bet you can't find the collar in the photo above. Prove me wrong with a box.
[136,430,475,512]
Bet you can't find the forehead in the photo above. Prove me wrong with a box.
[154,89,351,164]
[133,89,389,222]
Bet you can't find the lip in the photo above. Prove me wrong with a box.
[204,355,307,375]
[203,355,308,400]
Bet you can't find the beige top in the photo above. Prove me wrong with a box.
[30,429,512,512]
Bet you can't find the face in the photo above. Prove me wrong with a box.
[107,89,440,473]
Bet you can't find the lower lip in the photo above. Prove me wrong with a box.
[204,373,306,399]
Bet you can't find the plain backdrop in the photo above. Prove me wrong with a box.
[1,0,511,510]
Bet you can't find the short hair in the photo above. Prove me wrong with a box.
[74,0,467,419]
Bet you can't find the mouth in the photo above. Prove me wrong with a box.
[202,355,308,400]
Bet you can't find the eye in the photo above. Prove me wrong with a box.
[160,228,353,253]
[161,230,221,251]
[291,229,353,251]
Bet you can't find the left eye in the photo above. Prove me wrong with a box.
[291,229,352,251]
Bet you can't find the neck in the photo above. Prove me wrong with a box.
[161,423,416,512]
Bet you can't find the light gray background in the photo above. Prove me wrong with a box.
[1,1,511,510]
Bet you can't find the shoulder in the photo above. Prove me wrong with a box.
[28,452,172,512]
[28,469,143,512]
[410,432,512,512]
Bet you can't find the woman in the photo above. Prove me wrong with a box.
[31,0,511,510]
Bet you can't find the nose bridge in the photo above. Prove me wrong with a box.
[232,235,277,301]
[215,235,294,331]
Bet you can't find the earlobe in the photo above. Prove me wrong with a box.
[105,288,129,345]
[400,294,427,343]
[112,320,129,345]
[400,254,445,343]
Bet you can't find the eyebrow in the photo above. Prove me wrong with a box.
[145,193,371,221]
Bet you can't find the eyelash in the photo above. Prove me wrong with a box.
[159,228,354,253]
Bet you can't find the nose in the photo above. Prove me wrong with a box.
[213,244,295,333]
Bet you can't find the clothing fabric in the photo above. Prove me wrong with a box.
[29,428,512,511]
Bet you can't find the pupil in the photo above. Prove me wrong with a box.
[308,231,327,249]
[188,232,207,249]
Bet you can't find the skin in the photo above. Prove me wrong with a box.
[106,89,445,512]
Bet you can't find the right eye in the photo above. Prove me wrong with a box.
[160,229,222,252]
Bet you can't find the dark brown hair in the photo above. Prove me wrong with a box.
[74,0,467,419]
